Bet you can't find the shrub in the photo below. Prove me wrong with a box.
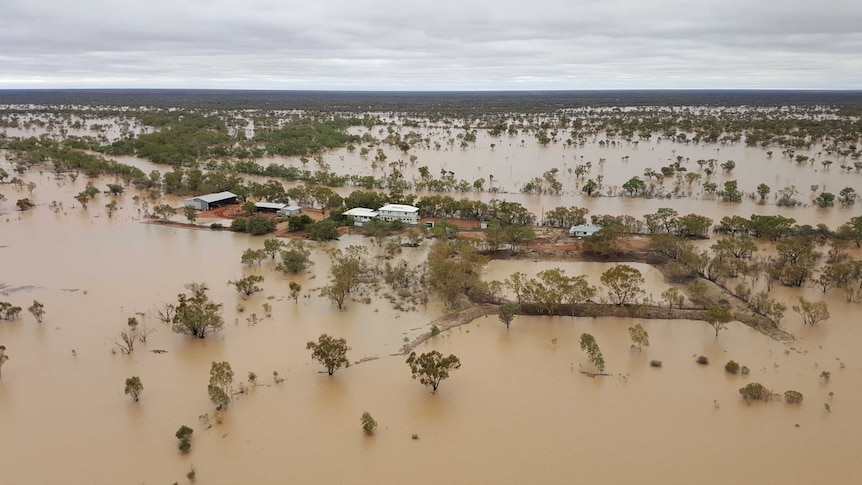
[361,412,378,435]
[650,360,663,368]
[696,355,709,365]
[230,218,247,232]
[820,371,831,382]
[725,360,740,374]
[176,425,193,453]
[430,325,440,336]
[210,222,223,229]
[741,365,750,375]
[784,390,804,404]
[739,383,775,402]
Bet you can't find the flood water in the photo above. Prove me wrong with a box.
[2,114,862,484]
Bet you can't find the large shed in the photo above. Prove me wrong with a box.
[277,205,302,217]
[255,202,287,213]
[183,191,238,211]
[569,225,602,238]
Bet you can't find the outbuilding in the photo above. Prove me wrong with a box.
[343,207,378,226]
[569,225,602,238]
[183,191,238,211]
[377,204,420,225]
[277,205,302,217]
[255,202,287,213]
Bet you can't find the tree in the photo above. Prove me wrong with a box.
[208,361,234,409]
[838,187,856,206]
[739,383,774,402]
[622,176,646,196]
[306,334,350,375]
[720,180,742,203]
[628,324,649,351]
[426,240,488,310]
[27,300,45,323]
[0,302,22,320]
[263,238,286,258]
[320,247,366,310]
[74,185,99,208]
[660,287,682,315]
[579,333,605,372]
[792,297,830,326]
[836,216,862,247]
[16,198,35,211]
[184,206,198,224]
[104,200,118,218]
[124,376,143,402]
[406,350,461,392]
[172,283,225,338]
[756,183,771,202]
[308,220,339,241]
[498,302,520,329]
[361,412,378,435]
[600,265,645,305]
[706,305,732,337]
[228,274,264,297]
[176,426,194,453]
[275,241,311,273]
[152,204,176,221]
[0,346,8,378]
[581,179,598,196]
[784,390,804,404]
[814,192,835,208]
[289,281,302,303]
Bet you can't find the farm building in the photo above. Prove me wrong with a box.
[276,205,302,217]
[183,191,238,211]
[569,225,602,238]
[343,207,378,226]
[255,202,287,213]
[377,204,420,225]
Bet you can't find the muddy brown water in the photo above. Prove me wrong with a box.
[1,127,862,483]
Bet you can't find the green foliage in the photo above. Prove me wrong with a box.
[228,274,265,297]
[27,300,45,323]
[240,248,267,267]
[784,390,804,404]
[319,246,366,309]
[600,265,645,306]
[406,350,461,392]
[725,360,741,374]
[361,412,378,435]
[172,283,224,338]
[306,334,350,375]
[622,176,646,196]
[176,426,194,453]
[426,240,488,310]
[814,192,835,208]
[628,324,649,351]
[739,383,775,402]
[289,282,302,303]
[792,297,830,326]
[720,180,742,203]
[756,183,771,201]
[276,241,312,273]
[498,302,520,329]
[255,120,360,156]
[153,204,177,220]
[706,306,732,337]
[308,220,339,241]
[208,361,234,409]
[543,206,589,228]
[184,206,198,224]
[0,346,7,378]
[262,238,286,258]
[430,325,441,336]
[124,376,143,402]
[287,214,314,232]
[579,333,605,372]
[0,302,23,320]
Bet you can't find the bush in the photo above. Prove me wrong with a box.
[784,390,804,404]
[430,325,440,336]
[741,365,750,375]
[230,218,247,232]
[361,412,378,435]
[210,222,224,229]
[696,355,709,365]
[725,360,740,374]
[309,220,339,241]
[739,383,774,402]
[650,360,663,368]
[288,214,314,232]
[246,215,277,235]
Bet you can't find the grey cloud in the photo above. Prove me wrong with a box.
[0,0,859,89]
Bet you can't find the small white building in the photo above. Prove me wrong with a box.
[343,207,378,226]
[183,191,238,211]
[569,225,602,238]
[277,205,302,217]
[377,204,420,225]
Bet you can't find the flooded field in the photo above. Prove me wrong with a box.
[2,102,862,484]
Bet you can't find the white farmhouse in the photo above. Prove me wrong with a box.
[343,207,378,226]
[377,204,420,225]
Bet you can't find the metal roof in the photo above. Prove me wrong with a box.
[343,207,379,218]
[255,202,287,210]
[570,225,602,232]
[378,204,419,213]
[188,191,237,203]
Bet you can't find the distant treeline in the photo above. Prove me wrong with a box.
[1,89,861,114]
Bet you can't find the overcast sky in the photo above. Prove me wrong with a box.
[1,0,860,90]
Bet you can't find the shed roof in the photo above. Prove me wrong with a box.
[343,207,378,218]
[281,205,301,211]
[189,191,237,203]
[378,204,419,213]
[570,225,602,233]
[255,202,287,210]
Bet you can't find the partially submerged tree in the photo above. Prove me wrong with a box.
[361,412,378,435]
[498,302,520,329]
[0,346,8,378]
[288,282,302,304]
[406,350,461,392]
[208,361,234,410]
[628,324,649,351]
[579,333,605,372]
[27,300,45,323]
[306,334,350,375]
[176,426,194,453]
[792,297,830,326]
[739,383,775,402]
[660,287,682,315]
[152,203,177,221]
[172,283,224,338]
[706,305,732,337]
[228,274,265,298]
[275,241,312,273]
[125,376,143,402]
[600,264,645,305]
[184,206,198,224]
